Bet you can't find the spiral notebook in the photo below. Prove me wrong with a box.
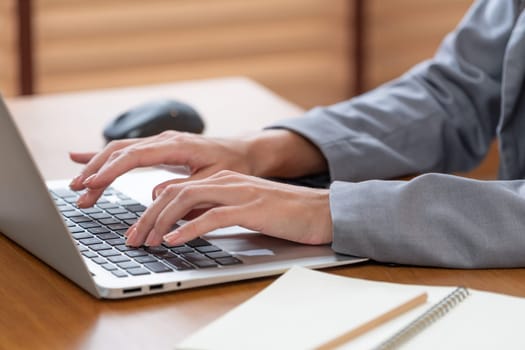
[177,266,525,350]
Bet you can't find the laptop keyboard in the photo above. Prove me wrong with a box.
[50,187,242,278]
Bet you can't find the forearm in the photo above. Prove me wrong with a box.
[269,1,514,182]
[330,173,525,268]
[243,129,328,179]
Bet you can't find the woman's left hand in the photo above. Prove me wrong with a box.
[125,170,333,247]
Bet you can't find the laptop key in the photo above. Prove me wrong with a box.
[205,251,233,259]
[135,255,158,264]
[215,257,243,266]
[125,249,149,258]
[97,232,119,240]
[80,207,103,214]
[145,246,168,255]
[127,267,151,276]
[97,203,119,210]
[90,212,112,220]
[72,232,93,240]
[98,218,120,225]
[106,237,126,246]
[70,216,92,223]
[118,261,141,270]
[144,262,173,273]
[196,245,221,253]
[108,223,129,231]
[106,207,128,215]
[181,253,218,268]
[52,188,77,198]
[113,229,129,236]
[115,244,135,252]
[165,257,195,270]
[111,270,128,278]
[99,249,121,257]
[63,195,80,203]
[62,210,82,218]
[78,221,101,229]
[90,243,112,251]
[69,226,85,233]
[119,200,141,206]
[186,238,211,247]
[192,259,218,268]
[102,263,118,271]
[125,204,147,213]
[108,255,131,263]
[169,246,194,254]
[91,257,107,264]
[82,251,98,258]
[115,213,137,220]
[88,227,110,235]
[79,237,102,245]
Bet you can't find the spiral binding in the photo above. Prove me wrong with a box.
[373,287,470,350]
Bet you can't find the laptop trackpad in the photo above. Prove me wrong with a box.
[206,232,333,264]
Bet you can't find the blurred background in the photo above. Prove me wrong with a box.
[4,0,496,178]
[1,0,472,107]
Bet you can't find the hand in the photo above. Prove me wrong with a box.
[69,129,328,208]
[125,170,333,247]
[69,131,255,207]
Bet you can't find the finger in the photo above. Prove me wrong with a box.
[151,167,218,199]
[69,139,136,190]
[86,140,193,190]
[76,188,105,208]
[163,206,243,246]
[69,152,97,164]
[182,208,209,220]
[124,223,138,238]
[153,183,248,237]
[133,174,253,245]
[132,179,241,246]
[126,184,186,246]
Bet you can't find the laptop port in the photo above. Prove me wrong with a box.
[149,284,164,291]
[123,287,142,294]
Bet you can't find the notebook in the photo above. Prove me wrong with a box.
[177,266,525,350]
[0,97,366,299]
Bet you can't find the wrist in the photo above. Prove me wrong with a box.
[243,129,328,178]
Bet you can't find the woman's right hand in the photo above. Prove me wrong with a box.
[69,130,256,207]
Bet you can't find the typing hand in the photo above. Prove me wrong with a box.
[124,170,333,247]
[68,131,253,208]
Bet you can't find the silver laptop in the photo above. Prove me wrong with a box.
[0,97,367,299]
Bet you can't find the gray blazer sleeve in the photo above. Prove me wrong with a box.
[269,1,525,268]
[273,0,516,181]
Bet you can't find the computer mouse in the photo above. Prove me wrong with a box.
[103,99,205,142]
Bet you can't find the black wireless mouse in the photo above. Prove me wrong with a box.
[103,99,205,142]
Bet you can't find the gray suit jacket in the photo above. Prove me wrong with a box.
[271,0,525,268]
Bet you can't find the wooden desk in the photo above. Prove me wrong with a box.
[2,77,525,350]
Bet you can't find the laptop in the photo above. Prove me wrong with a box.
[0,97,367,299]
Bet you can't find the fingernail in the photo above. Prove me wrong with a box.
[126,227,138,246]
[83,174,97,186]
[70,175,83,188]
[124,226,135,238]
[163,230,180,243]
[144,229,157,246]
[76,194,88,207]
[124,224,138,237]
